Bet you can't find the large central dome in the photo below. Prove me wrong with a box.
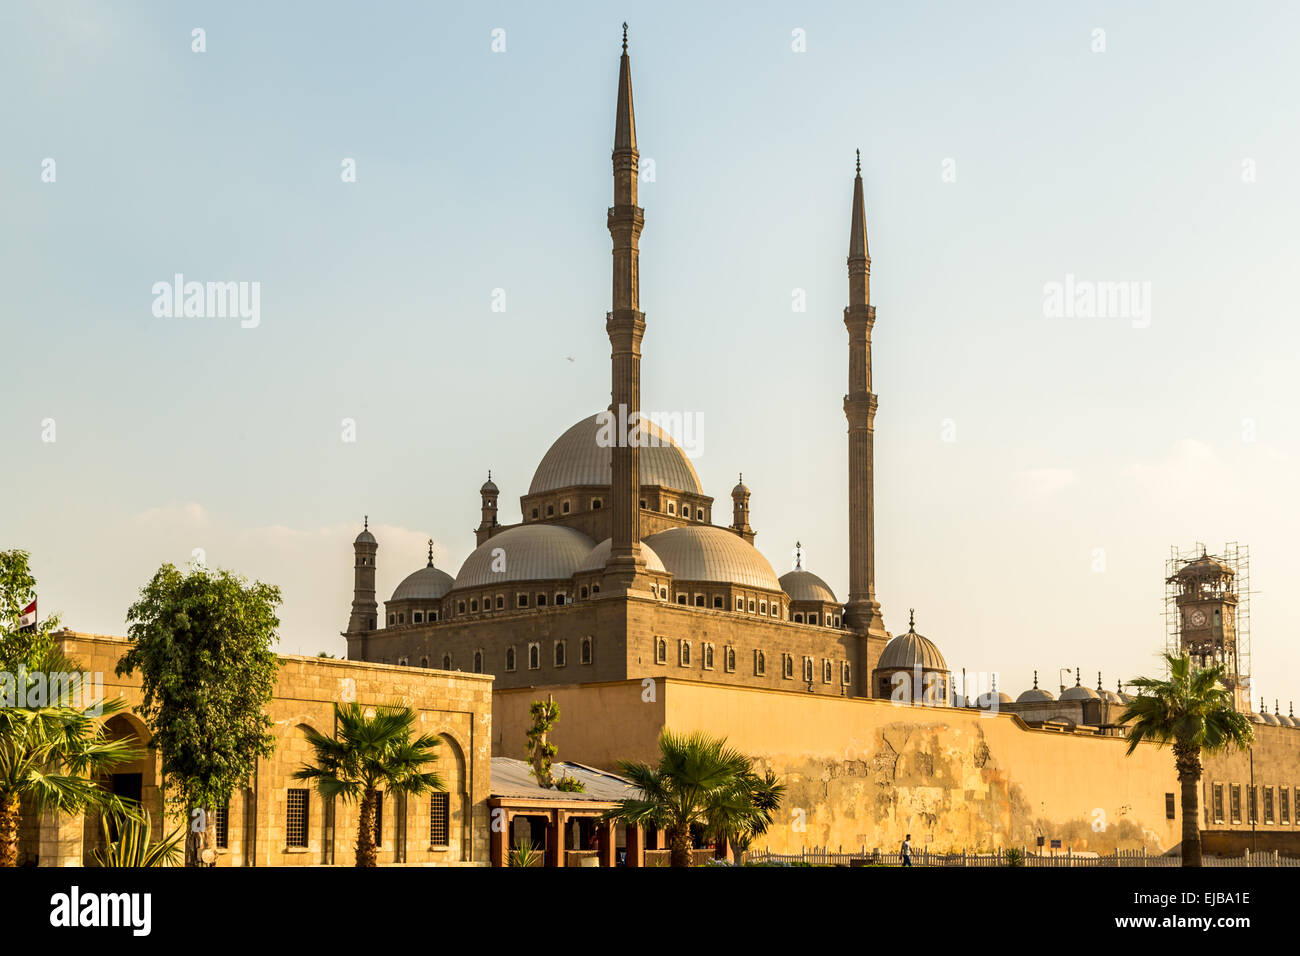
[528,413,704,496]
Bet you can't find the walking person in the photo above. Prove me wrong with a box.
[901,833,912,867]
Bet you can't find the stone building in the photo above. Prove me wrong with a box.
[18,632,492,867]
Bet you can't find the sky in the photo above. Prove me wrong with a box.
[3,1,1299,710]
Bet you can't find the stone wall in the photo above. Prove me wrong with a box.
[28,632,492,867]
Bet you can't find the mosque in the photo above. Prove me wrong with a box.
[339,30,1299,856]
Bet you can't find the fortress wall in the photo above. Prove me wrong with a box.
[494,677,1187,854]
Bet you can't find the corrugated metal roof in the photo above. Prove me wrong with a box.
[490,757,640,803]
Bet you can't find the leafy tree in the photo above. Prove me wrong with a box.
[525,696,585,792]
[293,702,444,868]
[604,730,768,868]
[118,563,282,866]
[0,698,141,866]
[1120,653,1254,867]
[0,549,61,672]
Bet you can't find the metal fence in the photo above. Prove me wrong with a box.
[745,846,1300,867]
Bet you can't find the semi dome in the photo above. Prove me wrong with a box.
[779,568,837,604]
[578,538,667,575]
[453,525,595,590]
[877,614,948,672]
[391,565,455,602]
[642,525,782,591]
[528,413,704,496]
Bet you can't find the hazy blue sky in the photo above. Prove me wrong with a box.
[3,2,1298,708]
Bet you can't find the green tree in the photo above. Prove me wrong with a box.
[1120,653,1254,867]
[706,765,785,861]
[0,549,61,672]
[0,697,141,866]
[118,563,282,867]
[604,730,765,868]
[293,702,445,868]
[524,696,584,792]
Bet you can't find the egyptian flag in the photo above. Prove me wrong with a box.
[18,599,36,631]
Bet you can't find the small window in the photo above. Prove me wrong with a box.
[1165,793,1175,820]
[772,604,779,618]
[640,499,647,509]
[823,660,833,683]
[1230,785,1241,823]
[592,584,599,594]
[413,611,423,624]
[531,508,539,519]
[457,602,465,614]
[759,601,767,615]
[679,640,691,666]
[420,656,429,668]
[398,656,409,666]
[725,646,736,672]
[442,654,451,670]
[713,596,723,609]
[695,594,705,607]
[703,643,714,670]
[655,637,667,664]
[1212,784,1224,823]
[783,655,794,679]
[473,650,483,673]
[562,501,570,514]
[496,596,504,610]
[748,600,756,613]
[677,594,687,605]
[214,803,229,849]
[581,637,593,664]
[736,597,744,611]
[834,615,841,627]
[592,498,602,510]
[809,613,819,626]
[506,647,516,672]
[537,593,547,607]
[660,587,667,599]
[667,502,675,515]
[1282,788,1291,825]
[842,662,851,685]
[803,657,814,682]
[528,643,540,670]
[286,789,309,848]
[555,593,565,606]
[430,792,450,848]
[546,504,554,516]
[794,612,804,623]
[696,508,704,520]
[554,641,566,667]
[388,614,395,625]
[1264,787,1275,824]
[398,613,405,625]
[518,594,529,608]
[755,650,766,676]
[581,586,589,599]
[470,599,478,612]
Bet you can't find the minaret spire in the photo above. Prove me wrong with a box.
[843,150,886,646]
[603,25,649,593]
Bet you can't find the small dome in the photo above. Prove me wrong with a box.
[578,538,666,575]
[481,473,499,495]
[453,525,595,591]
[974,691,1013,708]
[355,521,376,546]
[1261,711,1280,726]
[1249,711,1265,724]
[643,525,782,591]
[878,614,948,672]
[391,565,454,602]
[529,413,704,496]
[1060,682,1100,702]
[732,474,750,497]
[1017,670,1054,703]
[1098,686,1122,704]
[1275,713,1296,729]
[1170,552,1234,582]
[779,568,837,604]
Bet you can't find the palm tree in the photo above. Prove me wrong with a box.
[603,730,774,868]
[1120,653,1254,867]
[707,766,785,862]
[93,808,185,867]
[292,702,444,868]
[0,696,141,866]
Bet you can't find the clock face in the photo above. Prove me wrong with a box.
[1189,609,1208,628]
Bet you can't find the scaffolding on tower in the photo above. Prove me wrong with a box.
[1164,541,1251,704]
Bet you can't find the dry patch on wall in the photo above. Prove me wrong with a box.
[757,717,1166,856]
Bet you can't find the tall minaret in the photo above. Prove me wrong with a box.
[842,151,888,643]
[346,516,378,634]
[603,24,649,595]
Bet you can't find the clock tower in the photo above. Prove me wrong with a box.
[1168,548,1247,712]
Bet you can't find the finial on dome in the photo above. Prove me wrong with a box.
[1032,670,1039,689]
[908,608,915,630]
[794,541,803,570]
[856,148,860,175]
[488,469,491,480]
[1075,668,1082,686]
[1098,671,1103,691]
[622,22,628,53]
[364,515,368,530]
[427,539,435,567]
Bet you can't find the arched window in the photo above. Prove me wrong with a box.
[794,613,804,623]
[442,654,452,670]
[694,595,705,607]
[473,650,483,673]
[457,601,466,614]
[755,650,766,676]
[528,643,540,669]
[554,641,566,667]
[581,586,589,599]
[413,611,423,624]
[470,599,478,612]
[655,637,667,664]
[505,647,516,671]
[398,613,405,624]
[713,596,723,609]
[809,613,819,625]
[677,594,687,605]
[536,593,547,606]
[420,656,429,668]
[725,646,736,672]
[581,637,593,664]
[496,595,504,610]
